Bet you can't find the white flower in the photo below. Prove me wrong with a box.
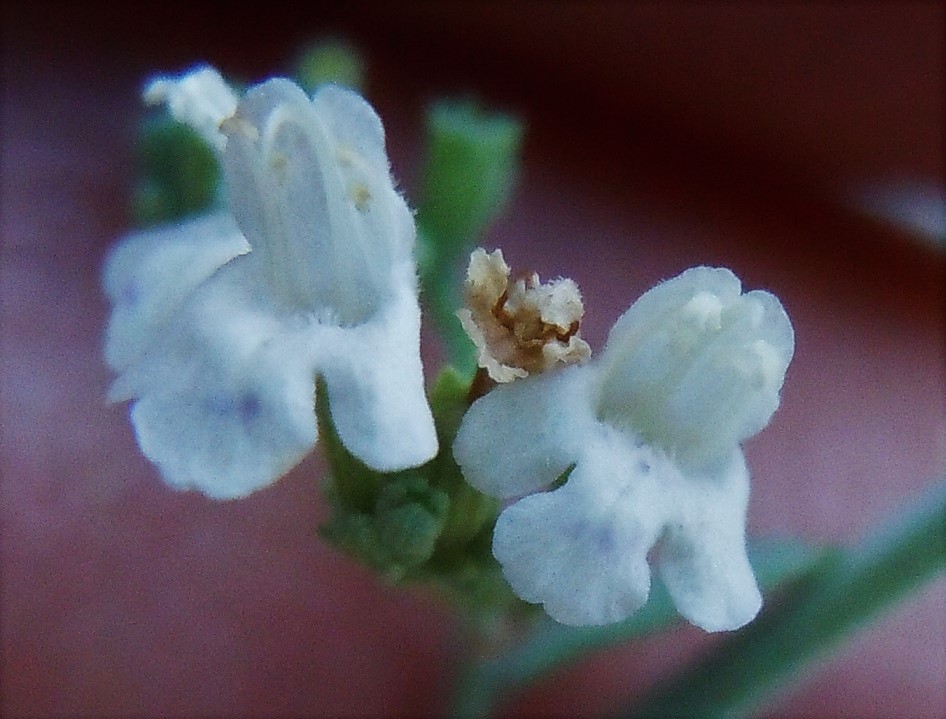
[453,267,794,631]
[104,66,438,499]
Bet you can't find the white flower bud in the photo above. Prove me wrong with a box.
[143,66,237,151]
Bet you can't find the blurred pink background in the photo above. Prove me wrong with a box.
[3,4,944,717]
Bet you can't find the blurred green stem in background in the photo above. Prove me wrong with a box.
[625,477,946,719]
[449,538,823,718]
[293,37,365,93]
[449,478,946,718]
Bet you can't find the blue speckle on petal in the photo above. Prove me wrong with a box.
[120,281,140,305]
[566,519,617,555]
[594,525,616,554]
[206,391,261,423]
[238,392,262,421]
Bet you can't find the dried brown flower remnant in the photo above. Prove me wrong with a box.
[459,248,592,382]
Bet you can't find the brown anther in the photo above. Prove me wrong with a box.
[458,248,591,383]
[466,367,497,404]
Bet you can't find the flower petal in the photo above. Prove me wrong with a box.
[103,211,249,383]
[221,80,413,322]
[655,450,762,631]
[108,70,438,498]
[311,84,389,178]
[597,266,794,468]
[311,84,415,260]
[143,66,238,151]
[120,256,321,498]
[318,263,438,472]
[131,349,318,500]
[493,430,667,625]
[603,267,742,358]
[453,365,595,500]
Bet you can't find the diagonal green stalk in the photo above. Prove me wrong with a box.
[448,539,822,718]
[626,478,946,719]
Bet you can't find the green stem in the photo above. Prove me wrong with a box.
[627,478,946,719]
[419,233,477,373]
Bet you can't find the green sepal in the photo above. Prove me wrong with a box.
[425,367,500,552]
[314,376,387,514]
[375,475,450,569]
[419,367,529,618]
[316,375,452,579]
[321,473,451,581]
[317,366,523,614]
[318,501,393,573]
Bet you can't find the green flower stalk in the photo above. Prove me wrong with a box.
[416,100,524,372]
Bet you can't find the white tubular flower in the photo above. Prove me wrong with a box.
[453,267,794,631]
[105,66,438,499]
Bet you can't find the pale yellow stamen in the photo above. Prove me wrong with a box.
[348,182,372,212]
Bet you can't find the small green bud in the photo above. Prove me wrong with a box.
[294,38,365,93]
[376,504,444,568]
[417,100,523,252]
[131,179,173,227]
[414,102,524,372]
[375,476,450,568]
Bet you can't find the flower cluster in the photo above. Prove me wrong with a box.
[105,66,794,633]
[454,266,794,630]
[104,67,437,499]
